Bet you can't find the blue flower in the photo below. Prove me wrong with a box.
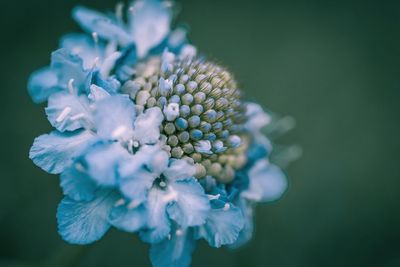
[28,1,295,266]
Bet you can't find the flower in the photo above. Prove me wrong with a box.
[28,1,295,267]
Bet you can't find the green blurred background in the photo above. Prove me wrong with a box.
[1,0,400,266]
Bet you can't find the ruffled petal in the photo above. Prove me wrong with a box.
[129,0,172,57]
[245,102,271,131]
[27,67,61,103]
[56,190,117,244]
[51,48,88,93]
[140,188,171,243]
[109,204,147,233]
[150,228,195,267]
[88,84,111,102]
[94,95,136,140]
[132,107,163,145]
[73,6,133,45]
[29,130,94,174]
[60,165,97,201]
[163,159,196,181]
[60,33,102,70]
[45,91,92,132]
[241,160,287,202]
[167,178,210,227]
[80,142,130,186]
[196,202,244,248]
[229,198,254,248]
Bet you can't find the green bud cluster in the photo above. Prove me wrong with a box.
[122,56,249,183]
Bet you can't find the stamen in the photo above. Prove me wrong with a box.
[207,194,220,200]
[175,229,183,236]
[56,107,72,122]
[128,200,141,210]
[68,79,75,94]
[92,32,99,44]
[223,203,230,211]
[70,113,85,121]
[112,125,128,139]
[114,198,126,207]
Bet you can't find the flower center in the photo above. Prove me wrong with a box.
[123,56,249,183]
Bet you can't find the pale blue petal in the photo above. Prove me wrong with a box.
[109,204,147,233]
[133,107,163,145]
[245,102,271,131]
[241,160,287,202]
[167,178,210,227]
[196,202,244,248]
[94,95,136,140]
[150,228,195,267]
[88,84,111,102]
[29,130,94,174]
[60,33,102,70]
[51,48,88,93]
[73,6,133,45]
[57,190,117,244]
[60,165,97,201]
[27,67,61,103]
[45,91,92,132]
[140,188,171,243]
[90,71,121,94]
[80,142,130,186]
[163,159,196,181]
[129,0,172,57]
[229,198,254,248]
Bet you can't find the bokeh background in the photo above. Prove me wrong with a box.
[1,0,400,266]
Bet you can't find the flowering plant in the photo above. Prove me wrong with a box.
[28,1,292,266]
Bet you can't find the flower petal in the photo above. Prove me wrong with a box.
[94,95,136,140]
[29,130,94,174]
[109,204,147,233]
[196,202,244,248]
[229,198,254,248]
[51,48,88,93]
[45,91,92,132]
[73,6,133,45]
[60,33,102,70]
[163,159,196,181]
[57,190,117,244]
[133,107,163,145]
[149,228,195,267]
[60,164,97,201]
[140,188,171,243]
[129,0,172,57]
[80,142,130,186]
[241,160,287,202]
[167,178,210,227]
[27,67,61,103]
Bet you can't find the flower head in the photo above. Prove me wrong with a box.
[28,1,295,267]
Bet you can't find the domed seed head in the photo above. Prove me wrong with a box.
[174,84,186,94]
[171,147,184,158]
[191,153,202,163]
[218,165,235,184]
[188,116,201,128]
[209,162,222,177]
[190,129,203,140]
[164,122,176,135]
[194,92,206,104]
[157,96,167,108]
[136,90,151,106]
[169,95,181,104]
[178,131,190,143]
[218,130,229,139]
[200,121,212,133]
[200,82,212,94]
[182,143,194,154]
[182,93,194,105]
[132,56,249,183]
[194,163,207,179]
[204,133,217,141]
[191,104,204,115]
[179,105,191,118]
[202,109,217,123]
[203,98,215,110]
[186,81,198,93]
[168,135,179,147]
[175,118,188,131]
[179,74,190,84]
[146,97,157,108]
